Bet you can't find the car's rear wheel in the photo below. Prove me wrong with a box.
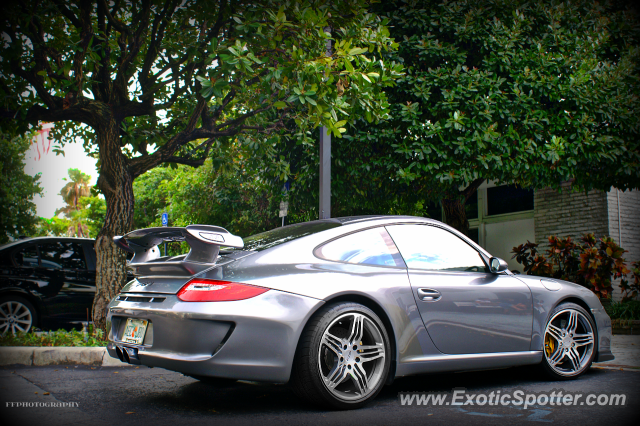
[0,296,37,335]
[540,302,596,379]
[291,302,391,410]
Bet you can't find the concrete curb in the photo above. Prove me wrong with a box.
[0,347,132,367]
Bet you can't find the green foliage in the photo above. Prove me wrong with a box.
[77,195,106,238]
[285,0,640,233]
[34,196,105,239]
[32,168,103,239]
[277,128,440,221]
[132,167,175,229]
[133,139,285,240]
[386,0,640,192]
[605,300,640,321]
[512,234,639,299]
[58,169,92,209]
[0,129,42,243]
[54,168,93,237]
[2,1,401,163]
[33,216,72,237]
[0,327,107,347]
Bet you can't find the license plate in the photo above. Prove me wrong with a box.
[122,318,148,345]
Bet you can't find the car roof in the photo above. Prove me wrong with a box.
[319,215,435,225]
[276,215,492,260]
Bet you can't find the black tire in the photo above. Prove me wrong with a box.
[539,302,597,380]
[290,302,391,410]
[0,295,38,335]
[186,375,237,387]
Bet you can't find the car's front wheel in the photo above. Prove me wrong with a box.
[291,302,391,410]
[540,302,597,379]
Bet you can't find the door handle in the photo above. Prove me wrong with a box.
[417,288,441,301]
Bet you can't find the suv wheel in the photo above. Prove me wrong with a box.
[0,296,38,335]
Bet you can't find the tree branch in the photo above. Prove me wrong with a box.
[461,178,485,201]
[1,99,101,127]
[165,156,207,167]
[139,0,180,84]
[51,0,83,28]
[98,0,129,35]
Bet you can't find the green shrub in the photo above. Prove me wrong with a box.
[605,300,640,321]
[0,327,108,347]
[512,234,639,300]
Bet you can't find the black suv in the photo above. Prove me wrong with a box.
[0,237,99,334]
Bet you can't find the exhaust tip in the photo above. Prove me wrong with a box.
[122,348,131,364]
[115,346,124,362]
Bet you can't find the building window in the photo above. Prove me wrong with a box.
[486,185,534,216]
[466,190,479,220]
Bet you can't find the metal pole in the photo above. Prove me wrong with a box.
[617,189,622,245]
[319,127,331,219]
[319,28,332,220]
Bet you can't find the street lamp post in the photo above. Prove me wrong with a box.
[319,27,332,220]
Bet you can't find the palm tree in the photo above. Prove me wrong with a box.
[55,168,91,237]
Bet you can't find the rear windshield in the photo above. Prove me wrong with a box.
[239,221,342,252]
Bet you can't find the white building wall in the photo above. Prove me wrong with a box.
[484,218,535,272]
[607,189,640,264]
[607,189,640,301]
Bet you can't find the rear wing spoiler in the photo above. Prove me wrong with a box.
[113,225,243,274]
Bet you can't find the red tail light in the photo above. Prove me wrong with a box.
[177,279,269,302]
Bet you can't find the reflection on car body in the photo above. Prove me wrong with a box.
[0,237,106,333]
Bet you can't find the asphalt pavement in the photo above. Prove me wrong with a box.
[1,363,638,426]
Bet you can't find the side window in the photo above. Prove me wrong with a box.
[316,227,404,267]
[386,225,487,272]
[13,245,40,267]
[39,241,87,270]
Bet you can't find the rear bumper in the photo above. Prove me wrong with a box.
[106,289,323,383]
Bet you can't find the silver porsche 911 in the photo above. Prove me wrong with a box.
[106,216,614,409]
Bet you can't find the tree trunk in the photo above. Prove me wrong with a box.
[91,118,135,335]
[440,179,484,237]
[442,197,469,236]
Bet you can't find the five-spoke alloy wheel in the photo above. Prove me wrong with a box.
[0,296,37,335]
[541,302,596,379]
[291,302,391,409]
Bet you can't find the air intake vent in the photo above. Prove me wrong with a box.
[116,295,165,303]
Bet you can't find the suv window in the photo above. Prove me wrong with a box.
[386,225,487,272]
[315,227,405,267]
[13,245,40,267]
[39,241,87,270]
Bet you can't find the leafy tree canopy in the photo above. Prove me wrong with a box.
[326,0,640,233]
[1,0,402,330]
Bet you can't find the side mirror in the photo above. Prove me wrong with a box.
[490,257,509,273]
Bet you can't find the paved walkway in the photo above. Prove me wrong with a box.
[594,335,640,369]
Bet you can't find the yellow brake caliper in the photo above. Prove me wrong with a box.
[545,333,556,357]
